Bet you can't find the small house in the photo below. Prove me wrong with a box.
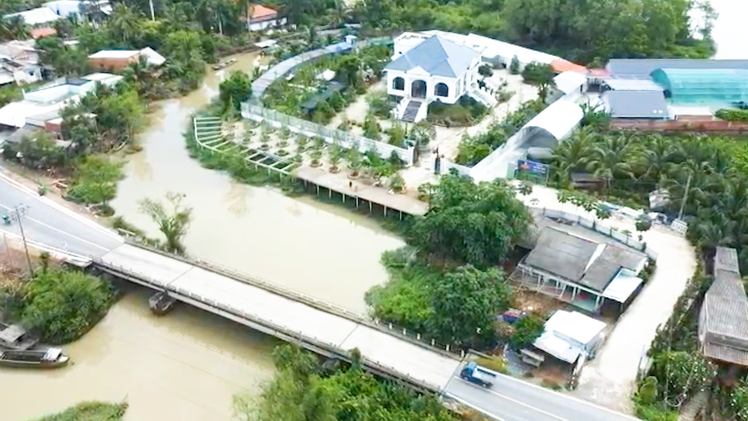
[87,47,165,72]
[245,4,285,32]
[532,310,607,365]
[513,227,648,312]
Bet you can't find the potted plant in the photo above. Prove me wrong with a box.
[310,150,323,167]
[388,173,405,193]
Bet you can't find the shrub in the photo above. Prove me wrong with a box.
[12,268,115,343]
[478,64,494,77]
[509,55,520,74]
[715,108,748,122]
[521,62,554,85]
[34,401,128,421]
[509,312,545,349]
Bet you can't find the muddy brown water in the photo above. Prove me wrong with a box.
[0,51,403,421]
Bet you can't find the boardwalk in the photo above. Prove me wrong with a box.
[96,243,460,391]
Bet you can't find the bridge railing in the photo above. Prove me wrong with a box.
[106,239,464,360]
[96,258,448,393]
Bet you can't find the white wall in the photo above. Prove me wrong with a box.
[386,57,480,105]
[248,17,286,32]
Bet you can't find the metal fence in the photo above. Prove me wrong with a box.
[241,102,415,165]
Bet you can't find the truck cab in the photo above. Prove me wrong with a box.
[459,361,496,388]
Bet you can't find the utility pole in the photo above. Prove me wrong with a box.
[11,205,33,274]
[149,0,155,21]
[677,173,692,221]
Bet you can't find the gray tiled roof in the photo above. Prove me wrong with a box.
[602,90,668,119]
[523,228,647,292]
[701,247,748,365]
[606,59,748,78]
[385,35,479,78]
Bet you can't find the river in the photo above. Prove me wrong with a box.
[2,5,745,418]
[0,51,403,421]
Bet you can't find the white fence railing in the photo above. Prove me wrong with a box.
[241,102,415,165]
[542,208,659,260]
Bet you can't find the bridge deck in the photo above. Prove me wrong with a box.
[99,244,460,391]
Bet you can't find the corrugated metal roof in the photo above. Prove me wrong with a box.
[524,227,647,292]
[4,7,61,25]
[715,246,740,273]
[385,35,479,78]
[524,228,599,284]
[602,90,668,119]
[606,59,748,78]
[604,79,664,91]
[700,247,748,365]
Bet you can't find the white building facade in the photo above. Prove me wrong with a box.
[385,35,482,121]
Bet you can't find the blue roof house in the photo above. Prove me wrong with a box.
[385,35,481,122]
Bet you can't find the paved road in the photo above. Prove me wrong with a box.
[0,170,122,258]
[445,364,639,421]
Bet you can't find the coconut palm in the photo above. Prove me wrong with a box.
[552,126,595,184]
[109,3,141,43]
[586,134,638,190]
[641,134,675,186]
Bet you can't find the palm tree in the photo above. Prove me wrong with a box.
[110,3,141,44]
[641,134,675,186]
[586,134,637,191]
[0,16,28,41]
[552,126,595,185]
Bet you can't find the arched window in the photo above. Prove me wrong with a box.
[392,77,405,91]
[411,80,427,98]
[435,82,449,97]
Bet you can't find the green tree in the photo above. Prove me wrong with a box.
[509,55,520,74]
[15,268,114,343]
[67,155,123,205]
[586,134,637,190]
[219,71,252,114]
[509,312,545,349]
[521,62,554,85]
[408,174,532,267]
[430,266,511,347]
[139,192,193,254]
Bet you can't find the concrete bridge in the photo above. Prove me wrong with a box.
[0,169,641,421]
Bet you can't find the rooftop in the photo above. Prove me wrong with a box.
[385,35,480,78]
[250,4,278,20]
[534,310,606,363]
[602,90,668,119]
[4,7,60,26]
[606,59,748,78]
[523,227,647,292]
[700,247,748,366]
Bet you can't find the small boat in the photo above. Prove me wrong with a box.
[212,58,237,70]
[0,323,38,351]
[0,348,69,369]
[149,291,177,316]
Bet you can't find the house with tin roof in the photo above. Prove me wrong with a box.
[699,247,748,367]
[244,4,285,31]
[385,35,482,122]
[513,227,648,312]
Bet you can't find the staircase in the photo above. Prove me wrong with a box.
[469,86,498,107]
[401,100,422,122]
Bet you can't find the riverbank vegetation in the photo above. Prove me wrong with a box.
[32,401,127,421]
[139,192,194,255]
[1,262,115,344]
[366,174,537,349]
[234,344,460,421]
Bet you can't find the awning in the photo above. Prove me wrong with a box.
[602,269,643,303]
[534,331,583,363]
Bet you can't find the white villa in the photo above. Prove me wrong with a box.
[385,35,483,122]
[384,31,588,123]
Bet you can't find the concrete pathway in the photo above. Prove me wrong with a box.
[514,183,697,413]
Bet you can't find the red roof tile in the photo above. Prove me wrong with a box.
[30,26,57,39]
[251,4,278,20]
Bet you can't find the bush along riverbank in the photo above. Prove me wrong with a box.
[233,344,464,421]
[0,258,116,344]
[31,401,127,421]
